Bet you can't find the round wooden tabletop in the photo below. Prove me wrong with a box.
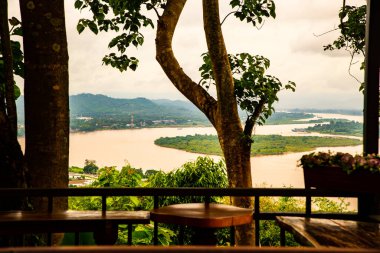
[150,203,253,228]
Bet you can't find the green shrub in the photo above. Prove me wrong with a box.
[68,156,351,246]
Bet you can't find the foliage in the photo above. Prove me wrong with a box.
[75,0,277,72]
[259,195,303,246]
[302,120,363,137]
[324,4,366,56]
[312,197,350,213]
[68,163,175,245]
[118,224,175,246]
[199,52,295,126]
[68,166,84,174]
[93,164,143,188]
[228,0,276,26]
[74,0,163,71]
[154,134,361,156]
[300,151,380,174]
[148,157,228,207]
[68,157,352,246]
[83,159,99,174]
[258,193,349,246]
[0,17,23,99]
[323,2,366,89]
[264,112,313,125]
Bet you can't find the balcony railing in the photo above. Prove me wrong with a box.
[0,187,370,248]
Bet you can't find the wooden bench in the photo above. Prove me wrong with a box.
[276,216,380,248]
[0,210,150,245]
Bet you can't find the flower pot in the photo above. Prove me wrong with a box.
[303,166,380,193]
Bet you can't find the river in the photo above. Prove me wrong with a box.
[67,113,363,188]
[19,113,364,188]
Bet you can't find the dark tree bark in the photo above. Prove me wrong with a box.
[156,0,254,245]
[0,0,27,211]
[20,0,69,212]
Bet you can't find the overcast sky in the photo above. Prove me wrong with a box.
[9,0,365,110]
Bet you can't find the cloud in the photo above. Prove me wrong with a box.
[8,0,365,109]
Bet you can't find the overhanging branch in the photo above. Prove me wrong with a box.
[155,0,218,126]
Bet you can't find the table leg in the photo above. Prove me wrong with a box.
[192,227,217,245]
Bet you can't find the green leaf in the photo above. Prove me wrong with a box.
[108,38,118,48]
[11,27,23,36]
[88,22,99,34]
[77,23,85,34]
[129,196,140,206]
[74,0,83,9]
[130,63,137,71]
[14,84,21,99]
[8,17,21,26]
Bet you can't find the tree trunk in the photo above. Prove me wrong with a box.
[20,0,69,213]
[156,0,255,245]
[0,0,27,211]
[202,0,254,245]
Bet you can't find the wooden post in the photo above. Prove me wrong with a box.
[363,0,379,155]
[362,0,380,216]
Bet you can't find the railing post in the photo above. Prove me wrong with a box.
[205,195,210,204]
[47,195,53,246]
[306,191,312,217]
[153,195,159,245]
[254,195,260,246]
[128,224,133,245]
[102,196,107,212]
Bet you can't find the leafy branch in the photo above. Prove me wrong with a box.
[199,52,295,132]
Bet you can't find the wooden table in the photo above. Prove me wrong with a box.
[276,216,380,248]
[150,203,253,245]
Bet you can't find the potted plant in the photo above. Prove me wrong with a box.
[299,151,380,192]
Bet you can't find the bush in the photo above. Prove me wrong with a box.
[68,156,351,246]
[83,159,99,174]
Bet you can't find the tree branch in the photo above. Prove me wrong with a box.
[313,27,339,37]
[155,0,218,126]
[220,11,237,26]
[203,0,242,132]
[346,49,363,85]
[244,99,266,136]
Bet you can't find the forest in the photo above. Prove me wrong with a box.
[294,120,363,137]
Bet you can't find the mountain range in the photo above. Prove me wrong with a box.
[16,93,208,124]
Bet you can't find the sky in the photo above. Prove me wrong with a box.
[9,0,365,110]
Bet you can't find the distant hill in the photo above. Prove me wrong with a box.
[69,93,206,120]
[17,93,207,123]
[16,93,210,131]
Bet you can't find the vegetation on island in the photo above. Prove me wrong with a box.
[154,134,361,156]
[294,120,363,137]
[67,157,349,246]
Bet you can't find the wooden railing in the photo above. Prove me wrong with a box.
[0,187,370,246]
[0,246,379,253]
